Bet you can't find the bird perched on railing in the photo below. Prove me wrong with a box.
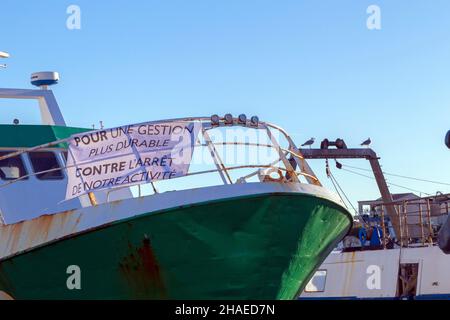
[301,137,315,148]
[360,138,371,147]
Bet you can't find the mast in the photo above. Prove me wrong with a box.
[0,71,66,126]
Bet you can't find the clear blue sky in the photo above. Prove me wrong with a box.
[1,0,449,209]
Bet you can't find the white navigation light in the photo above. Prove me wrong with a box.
[224,113,233,125]
[238,114,247,125]
[211,114,220,126]
[250,116,259,127]
[30,72,59,89]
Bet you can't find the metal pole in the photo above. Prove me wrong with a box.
[88,192,97,206]
[265,126,299,183]
[381,205,387,249]
[202,129,232,184]
[265,123,320,185]
[397,204,404,247]
[299,148,400,238]
[403,201,409,246]
[419,202,425,246]
[426,199,434,245]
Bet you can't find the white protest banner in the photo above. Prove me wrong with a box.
[65,120,201,200]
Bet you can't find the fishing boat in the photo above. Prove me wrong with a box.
[0,71,352,299]
[299,188,450,299]
[270,136,450,300]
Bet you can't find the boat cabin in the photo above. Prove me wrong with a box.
[0,124,134,225]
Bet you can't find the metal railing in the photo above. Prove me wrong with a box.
[0,116,321,208]
[370,193,450,248]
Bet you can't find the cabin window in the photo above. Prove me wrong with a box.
[0,151,27,180]
[305,270,327,293]
[29,152,64,180]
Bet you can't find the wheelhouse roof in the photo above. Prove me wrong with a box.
[0,124,89,149]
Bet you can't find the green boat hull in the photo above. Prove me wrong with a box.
[0,193,351,299]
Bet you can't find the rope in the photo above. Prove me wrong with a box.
[326,160,350,211]
[341,164,450,187]
[329,171,358,214]
[340,167,432,196]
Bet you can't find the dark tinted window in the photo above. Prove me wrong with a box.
[29,152,64,180]
[0,151,27,180]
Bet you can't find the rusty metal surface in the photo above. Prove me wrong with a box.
[299,148,378,159]
[0,208,81,260]
[119,237,167,299]
[0,181,346,261]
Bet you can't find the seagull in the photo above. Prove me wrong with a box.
[301,137,315,148]
[360,138,371,147]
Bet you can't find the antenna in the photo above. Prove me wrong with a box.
[0,51,9,68]
[30,72,59,90]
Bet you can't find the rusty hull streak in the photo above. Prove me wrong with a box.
[119,238,167,299]
[0,197,126,261]
[342,251,357,296]
[0,208,79,260]
[109,199,123,208]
